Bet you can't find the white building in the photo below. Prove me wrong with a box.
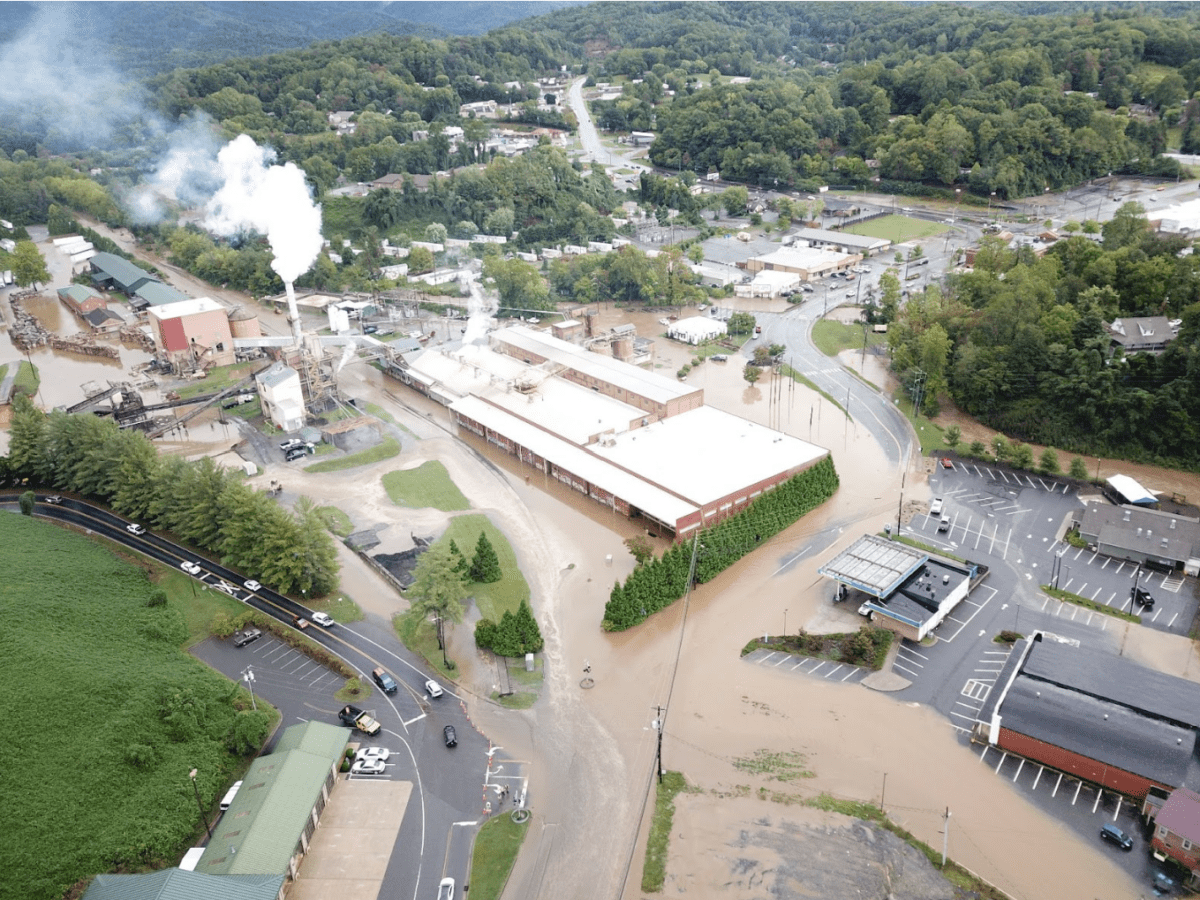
[668,316,727,345]
[256,361,304,433]
[1156,198,1200,234]
[735,269,801,298]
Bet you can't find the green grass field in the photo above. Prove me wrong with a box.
[468,814,530,900]
[437,514,529,623]
[0,514,274,900]
[315,504,354,536]
[304,437,401,473]
[843,214,949,242]
[811,319,888,356]
[382,460,470,511]
[13,360,39,397]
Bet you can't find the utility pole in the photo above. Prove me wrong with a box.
[652,705,666,784]
[941,807,951,868]
[242,666,257,711]
[189,769,213,841]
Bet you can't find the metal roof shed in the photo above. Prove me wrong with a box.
[1108,474,1157,505]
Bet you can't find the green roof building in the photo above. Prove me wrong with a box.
[90,251,158,295]
[134,280,189,307]
[82,869,283,900]
[196,721,347,880]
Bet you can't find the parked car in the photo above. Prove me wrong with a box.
[220,780,243,811]
[350,758,387,775]
[425,679,444,698]
[373,668,398,693]
[1134,587,1155,610]
[285,448,308,462]
[937,516,950,533]
[1099,823,1133,851]
[940,458,953,470]
[126,523,146,535]
[43,495,63,504]
[363,324,379,334]
[443,725,457,748]
[437,877,455,900]
[179,561,202,575]
[232,628,262,647]
[356,747,390,762]
[711,354,728,362]
[279,438,305,452]
[243,579,261,592]
[311,611,335,627]
[930,497,944,516]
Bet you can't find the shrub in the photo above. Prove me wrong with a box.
[469,532,502,583]
[968,440,987,457]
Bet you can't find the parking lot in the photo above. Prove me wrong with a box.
[743,647,873,686]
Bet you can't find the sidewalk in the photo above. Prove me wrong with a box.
[860,636,912,692]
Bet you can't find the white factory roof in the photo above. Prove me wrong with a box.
[668,316,727,342]
[1156,198,1200,234]
[450,395,697,526]
[145,297,223,320]
[592,405,827,507]
[493,325,695,405]
[751,246,853,271]
[412,346,643,444]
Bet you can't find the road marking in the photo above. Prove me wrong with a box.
[772,655,791,667]
[1113,797,1122,821]
[790,660,807,671]
[979,746,989,765]
[994,751,1008,774]
[1169,612,1179,628]
[824,664,843,679]
[809,661,826,675]
[950,710,979,722]
[1092,789,1103,814]
[1072,780,1082,805]
[759,652,778,665]
[403,713,426,726]
[893,662,920,679]
[1052,772,1063,797]
[902,646,930,660]
[1032,765,1044,790]
[1012,759,1025,782]
[841,668,859,682]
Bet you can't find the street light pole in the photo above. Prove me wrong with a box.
[242,666,257,711]
[189,768,213,841]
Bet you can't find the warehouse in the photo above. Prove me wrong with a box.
[667,316,727,345]
[974,633,1200,801]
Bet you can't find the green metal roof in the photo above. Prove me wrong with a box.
[57,284,103,303]
[82,869,282,900]
[90,251,156,292]
[273,719,349,759]
[135,281,189,306]
[197,721,345,876]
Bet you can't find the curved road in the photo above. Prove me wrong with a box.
[3,493,485,900]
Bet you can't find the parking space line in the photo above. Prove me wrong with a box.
[1113,797,1123,821]
[1092,789,1103,814]
[1169,612,1179,628]
[893,662,920,679]
[841,668,859,682]
[810,662,826,676]
[758,652,778,665]
[772,655,791,667]
[1072,781,1082,805]
[1012,759,1025,782]
[994,751,1008,774]
[1032,765,1044,790]
[904,646,930,660]
[824,664,843,679]
[979,746,989,765]
[1052,773,1063,797]
[950,710,978,722]
[790,660,807,671]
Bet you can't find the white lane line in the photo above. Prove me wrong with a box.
[1012,759,1025,782]
[824,665,843,679]
[892,662,921,679]
[402,713,426,726]
[1052,772,1063,797]
[841,668,859,682]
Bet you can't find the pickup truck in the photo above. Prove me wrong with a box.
[338,704,382,736]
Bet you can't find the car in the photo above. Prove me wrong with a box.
[373,668,398,693]
[355,747,391,762]
[285,448,307,462]
[937,516,950,533]
[243,579,261,592]
[940,458,953,470]
[930,497,944,516]
[1100,823,1133,851]
[800,284,814,293]
[179,561,202,575]
[857,602,874,619]
[220,780,243,811]
[443,725,457,748]
[425,679,444,698]
[363,324,379,334]
[43,495,63,504]
[1134,587,1155,610]
[437,877,455,900]
[293,616,311,630]
[350,758,387,775]
[279,438,305,452]
[1153,871,1176,894]
[311,611,335,627]
[711,354,728,362]
[126,523,146,536]
[232,628,262,647]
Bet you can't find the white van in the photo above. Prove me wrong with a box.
[220,780,243,811]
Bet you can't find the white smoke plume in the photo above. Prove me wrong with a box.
[126,117,224,224]
[203,134,324,285]
[461,271,498,345]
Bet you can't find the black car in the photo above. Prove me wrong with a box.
[372,667,398,693]
[285,448,308,462]
[443,725,457,748]
[1134,587,1155,610]
[1100,823,1133,851]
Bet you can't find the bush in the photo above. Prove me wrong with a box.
[475,600,544,657]
[470,532,502,584]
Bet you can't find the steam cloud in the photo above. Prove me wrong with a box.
[461,272,498,345]
[203,134,324,285]
[127,117,224,224]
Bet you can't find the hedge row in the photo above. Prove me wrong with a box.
[602,456,839,631]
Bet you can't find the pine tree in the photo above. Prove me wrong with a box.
[469,532,502,583]
[449,539,470,576]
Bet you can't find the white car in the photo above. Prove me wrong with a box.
[350,758,387,776]
[930,497,944,516]
[425,679,444,698]
[243,579,261,592]
[311,611,335,627]
[126,523,146,536]
[179,561,202,575]
[356,747,390,763]
[437,877,455,900]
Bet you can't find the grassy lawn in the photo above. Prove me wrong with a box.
[642,771,688,892]
[437,514,529,623]
[1,514,278,900]
[167,570,246,646]
[741,627,893,670]
[1040,585,1141,624]
[491,691,537,708]
[382,460,470,510]
[309,591,364,625]
[811,318,886,356]
[893,392,946,456]
[395,610,460,680]
[315,505,354,536]
[468,813,530,900]
[304,437,401,473]
[174,361,261,399]
[843,214,949,242]
[13,359,39,397]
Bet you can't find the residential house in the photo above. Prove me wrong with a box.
[1152,788,1200,883]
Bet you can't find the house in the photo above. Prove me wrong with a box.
[132,280,189,310]
[57,284,106,316]
[147,298,235,369]
[82,307,125,333]
[1152,788,1200,883]
[629,131,655,147]
[459,100,498,118]
[1107,316,1178,355]
[371,173,406,191]
[256,361,305,433]
[328,111,356,135]
[668,317,727,345]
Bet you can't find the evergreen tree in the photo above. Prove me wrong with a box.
[449,539,470,576]
[469,531,502,583]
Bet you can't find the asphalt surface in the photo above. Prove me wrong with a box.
[2,491,498,900]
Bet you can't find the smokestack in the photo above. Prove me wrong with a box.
[284,281,302,347]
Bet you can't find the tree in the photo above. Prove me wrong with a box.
[944,424,961,449]
[469,531,502,584]
[1038,447,1061,476]
[1069,457,1090,480]
[425,222,448,243]
[727,311,756,335]
[722,186,749,217]
[18,490,34,516]
[408,245,435,274]
[743,364,760,384]
[410,543,467,663]
[12,241,50,289]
